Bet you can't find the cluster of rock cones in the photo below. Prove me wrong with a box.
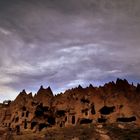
[0,78,140,134]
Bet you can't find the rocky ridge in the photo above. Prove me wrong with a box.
[0,78,140,134]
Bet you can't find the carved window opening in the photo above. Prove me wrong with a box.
[15,117,19,123]
[99,106,115,115]
[26,111,29,117]
[72,116,75,124]
[65,116,67,122]
[48,117,55,125]
[24,119,27,129]
[91,104,96,115]
[22,106,26,111]
[117,116,136,122]
[16,125,20,135]
[98,118,107,123]
[56,110,66,117]
[31,122,37,130]
[39,123,48,131]
[22,112,24,117]
[80,118,92,124]
[80,98,90,104]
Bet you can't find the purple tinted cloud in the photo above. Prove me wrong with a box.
[0,0,140,101]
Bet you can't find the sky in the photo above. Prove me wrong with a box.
[0,0,140,102]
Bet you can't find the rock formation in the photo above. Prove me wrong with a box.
[0,79,140,133]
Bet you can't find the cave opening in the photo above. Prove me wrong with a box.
[35,104,50,117]
[48,117,55,125]
[80,118,93,124]
[60,122,64,127]
[15,117,19,123]
[98,118,107,123]
[16,125,20,135]
[31,101,38,106]
[39,123,48,131]
[81,108,88,116]
[31,122,37,130]
[56,110,66,117]
[43,106,49,112]
[91,104,96,115]
[22,106,26,111]
[117,116,136,122]
[24,119,27,129]
[81,98,90,104]
[65,116,67,122]
[26,111,29,117]
[72,116,75,124]
[99,106,115,115]
[35,105,44,117]
[22,112,24,117]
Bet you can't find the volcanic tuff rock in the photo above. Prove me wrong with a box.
[0,79,140,133]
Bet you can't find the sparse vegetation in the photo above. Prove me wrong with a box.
[1,124,140,140]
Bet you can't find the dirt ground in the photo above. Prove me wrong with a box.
[1,124,140,140]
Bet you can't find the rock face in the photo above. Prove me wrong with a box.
[34,86,53,107]
[0,79,140,133]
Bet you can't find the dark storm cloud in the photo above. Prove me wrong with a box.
[0,0,140,101]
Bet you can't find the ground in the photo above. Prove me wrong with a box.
[1,123,140,140]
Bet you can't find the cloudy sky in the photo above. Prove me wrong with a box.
[0,0,140,101]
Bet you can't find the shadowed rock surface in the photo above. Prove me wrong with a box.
[0,79,140,139]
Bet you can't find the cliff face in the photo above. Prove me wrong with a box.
[0,79,140,132]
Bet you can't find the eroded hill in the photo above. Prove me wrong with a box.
[0,78,140,137]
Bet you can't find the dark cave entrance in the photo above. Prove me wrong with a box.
[22,112,24,117]
[48,117,55,125]
[56,110,66,117]
[99,106,115,115]
[35,104,44,117]
[117,116,136,122]
[16,125,20,135]
[24,119,27,129]
[31,122,37,130]
[72,116,75,124]
[65,116,67,122]
[98,118,107,123]
[22,106,26,111]
[80,98,90,104]
[43,106,49,112]
[80,118,93,124]
[26,111,29,117]
[60,121,64,128]
[91,104,96,115]
[81,108,89,116]
[15,117,19,123]
[39,123,48,131]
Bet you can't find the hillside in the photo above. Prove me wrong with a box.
[0,78,140,139]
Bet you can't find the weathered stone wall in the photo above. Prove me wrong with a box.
[0,79,140,133]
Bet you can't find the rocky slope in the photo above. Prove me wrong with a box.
[0,78,140,136]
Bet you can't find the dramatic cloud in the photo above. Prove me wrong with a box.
[0,0,140,101]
